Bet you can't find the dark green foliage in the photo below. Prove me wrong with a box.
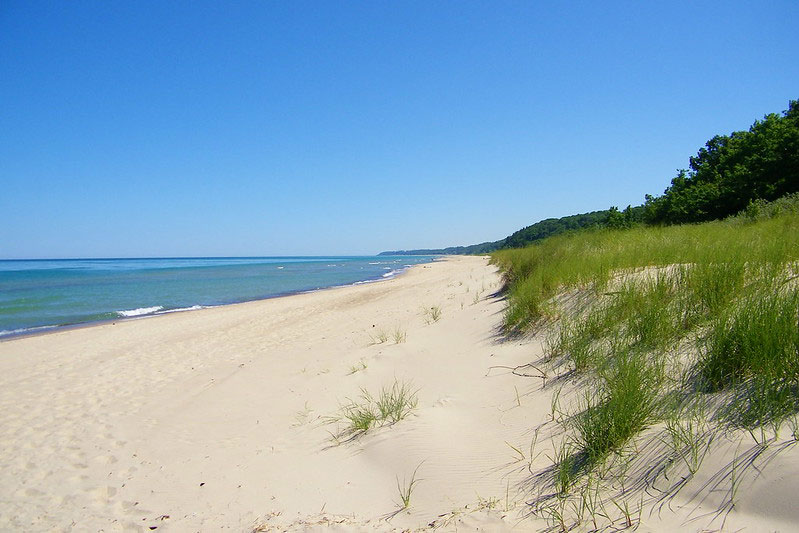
[380,210,614,255]
[645,100,799,225]
[378,241,500,256]
[733,192,799,222]
[500,210,611,248]
[605,205,645,229]
[383,206,646,256]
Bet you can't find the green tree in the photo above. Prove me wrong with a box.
[645,100,799,225]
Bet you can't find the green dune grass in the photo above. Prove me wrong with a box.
[493,196,799,489]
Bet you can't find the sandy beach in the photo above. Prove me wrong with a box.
[2,255,798,532]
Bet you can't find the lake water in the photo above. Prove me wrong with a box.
[0,256,435,338]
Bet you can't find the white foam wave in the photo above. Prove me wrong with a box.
[156,305,204,314]
[382,269,398,278]
[353,278,380,285]
[117,306,163,317]
[0,325,58,338]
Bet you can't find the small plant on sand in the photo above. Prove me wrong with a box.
[553,440,577,496]
[609,495,641,529]
[376,380,418,423]
[396,463,423,510]
[291,402,315,427]
[664,400,712,475]
[422,305,442,324]
[347,359,368,375]
[341,396,378,433]
[330,380,418,439]
[369,329,389,345]
[392,327,407,344]
[788,415,799,441]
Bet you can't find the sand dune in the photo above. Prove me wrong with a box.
[1,256,797,532]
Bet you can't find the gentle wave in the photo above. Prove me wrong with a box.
[156,305,205,314]
[117,306,164,317]
[382,269,398,278]
[0,325,59,338]
[352,278,382,285]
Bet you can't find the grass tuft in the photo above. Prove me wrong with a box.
[347,359,368,375]
[331,380,418,439]
[370,329,389,345]
[392,327,407,344]
[341,393,378,433]
[376,380,419,423]
[396,462,423,509]
[422,305,442,324]
[574,351,659,467]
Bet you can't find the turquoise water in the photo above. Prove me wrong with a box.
[0,256,435,337]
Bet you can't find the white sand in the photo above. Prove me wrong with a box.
[1,256,797,532]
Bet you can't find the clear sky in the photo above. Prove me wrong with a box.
[1,1,797,258]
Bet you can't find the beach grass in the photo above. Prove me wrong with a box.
[341,394,379,433]
[698,289,799,428]
[396,463,423,510]
[493,198,799,493]
[664,400,712,475]
[376,380,418,423]
[347,359,368,375]
[575,350,659,467]
[392,327,407,344]
[370,329,389,345]
[422,305,442,324]
[492,200,799,332]
[332,379,418,438]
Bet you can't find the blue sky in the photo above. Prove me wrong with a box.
[1,1,797,258]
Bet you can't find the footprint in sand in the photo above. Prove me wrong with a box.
[92,454,118,465]
[88,485,117,504]
[120,465,138,476]
[67,473,90,484]
[434,396,455,407]
[114,499,149,518]
[51,494,75,506]
[65,449,86,463]
[21,488,44,498]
